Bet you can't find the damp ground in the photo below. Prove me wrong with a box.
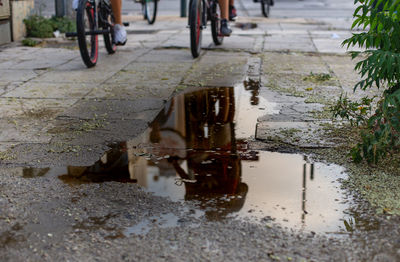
[0,85,378,236]
[1,2,400,259]
[0,84,399,262]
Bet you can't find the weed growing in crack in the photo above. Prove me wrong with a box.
[331,94,375,126]
[303,72,332,82]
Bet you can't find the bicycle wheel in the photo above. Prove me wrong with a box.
[261,0,270,18]
[77,0,99,68]
[145,0,157,24]
[190,0,203,58]
[210,1,223,45]
[100,0,117,54]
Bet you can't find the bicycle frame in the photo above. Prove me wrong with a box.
[65,0,114,38]
[98,0,113,28]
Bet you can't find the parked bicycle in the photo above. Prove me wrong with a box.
[134,0,158,24]
[188,0,224,58]
[66,0,120,67]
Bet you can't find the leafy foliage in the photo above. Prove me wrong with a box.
[24,15,76,38]
[24,15,54,38]
[338,0,400,163]
[331,94,375,126]
[21,38,39,47]
[50,16,76,33]
[303,72,332,82]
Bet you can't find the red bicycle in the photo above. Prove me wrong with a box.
[66,0,119,67]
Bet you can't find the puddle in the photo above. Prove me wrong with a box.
[15,83,375,234]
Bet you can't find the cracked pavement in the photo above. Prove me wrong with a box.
[1,0,400,261]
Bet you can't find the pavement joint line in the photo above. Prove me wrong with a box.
[237,0,250,17]
[91,47,153,87]
[307,29,319,53]
[261,49,351,56]
[0,97,80,100]
[320,56,347,93]
[157,28,189,50]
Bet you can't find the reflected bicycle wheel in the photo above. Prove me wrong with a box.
[77,0,99,68]
[145,0,157,24]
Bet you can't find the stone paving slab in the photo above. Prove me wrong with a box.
[0,98,26,117]
[183,51,249,87]
[49,118,149,147]
[211,35,257,52]
[0,82,21,96]
[0,60,22,70]
[160,31,214,49]
[123,61,192,73]
[0,69,38,83]
[0,119,52,143]
[0,142,17,152]
[2,142,108,166]
[3,82,96,99]
[20,98,79,117]
[264,35,317,52]
[256,120,336,148]
[135,49,193,63]
[58,98,164,120]
[258,102,325,122]
[263,52,329,75]
[86,82,176,100]
[0,46,41,60]
[0,97,76,120]
[9,48,79,70]
[312,39,349,54]
[32,65,119,84]
[105,70,183,86]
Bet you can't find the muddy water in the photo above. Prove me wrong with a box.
[20,83,359,234]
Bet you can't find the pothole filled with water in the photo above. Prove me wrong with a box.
[16,83,376,234]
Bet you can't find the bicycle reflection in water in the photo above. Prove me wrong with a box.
[60,87,260,219]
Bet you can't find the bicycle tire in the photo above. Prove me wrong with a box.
[210,1,223,45]
[145,0,157,24]
[190,0,203,58]
[261,0,270,18]
[100,0,117,54]
[77,0,99,68]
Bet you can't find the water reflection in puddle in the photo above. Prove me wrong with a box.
[15,83,371,234]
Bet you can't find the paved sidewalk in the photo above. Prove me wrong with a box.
[4,1,398,261]
[1,0,361,163]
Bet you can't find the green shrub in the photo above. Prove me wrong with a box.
[24,15,54,38]
[50,16,76,33]
[338,0,400,163]
[21,38,39,47]
[23,15,76,38]
[331,94,375,126]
